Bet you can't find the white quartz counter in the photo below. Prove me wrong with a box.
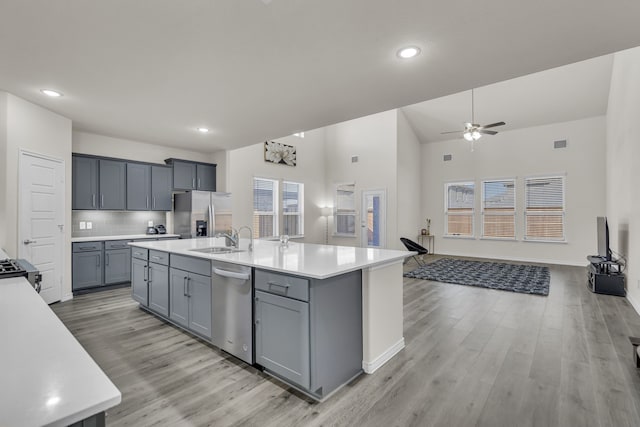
[129,238,412,279]
[0,277,121,427]
[71,233,180,243]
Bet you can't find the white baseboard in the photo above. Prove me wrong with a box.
[434,250,587,267]
[362,337,405,374]
[61,292,73,302]
[627,293,640,317]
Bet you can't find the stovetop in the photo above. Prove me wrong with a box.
[0,259,26,277]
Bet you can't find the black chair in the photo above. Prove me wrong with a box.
[400,237,429,266]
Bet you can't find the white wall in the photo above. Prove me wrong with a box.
[324,110,399,248]
[0,93,7,252]
[396,110,423,248]
[1,93,73,297]
[606,46,640,311]
[421,116,606,266]
[227,129,327,244]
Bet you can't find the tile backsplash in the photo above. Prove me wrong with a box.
[72,211,168,237]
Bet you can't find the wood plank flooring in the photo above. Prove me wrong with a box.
[51,256,640,426]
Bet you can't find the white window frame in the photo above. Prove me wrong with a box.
[333,183,357,237]
[253,177,279,239]
[481,178,516,240]
[524,174,566,242]
[444,181,475,238]
[282,180,304,238]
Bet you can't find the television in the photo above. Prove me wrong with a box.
[597,216,612,261]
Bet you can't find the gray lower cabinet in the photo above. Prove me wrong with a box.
[104,248,131,284]
[255,290,310,389]
[131,257,148,306]
[148,262,169,316]
[254,269,363,399]
[72,251,103,290]
[169,267,212,339]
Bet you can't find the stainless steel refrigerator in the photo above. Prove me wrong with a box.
[173,191,233,238]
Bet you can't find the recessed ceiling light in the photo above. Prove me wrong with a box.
[41,89,63,97]
[397,46,421,59]
[197,127,209,133]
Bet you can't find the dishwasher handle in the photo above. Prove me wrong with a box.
[213,268,250,281]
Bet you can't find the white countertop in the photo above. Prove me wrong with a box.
[71,233,180,243]
[129,238,412,279]
[0,277,121,427]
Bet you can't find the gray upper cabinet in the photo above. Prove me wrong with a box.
[126,163,151,210]
[72,156,99,210]
[99,159,126,210]
[148,262,169,317]
[104,248,131,284]
[196,164,216,191]
[172,160,197,190]
[151,166,173,211]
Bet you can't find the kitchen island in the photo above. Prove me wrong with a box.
[129,238,411,400]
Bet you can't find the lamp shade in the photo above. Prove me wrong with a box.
[320,206,333,216]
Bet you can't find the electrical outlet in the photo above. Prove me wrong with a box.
[86,221,92,230]
[79,221,86,230]
[148,220,154,227]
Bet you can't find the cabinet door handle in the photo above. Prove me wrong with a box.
[151,255,161,260]
[183,276,188,296]
[92,194,96,208]
[101,194,104,207]
[153,197,156,209]
[187,277,191,297]
[267,281,290,290]
[144,267,148,282]
[106,254,110,266]
[198,178,201,188]
[148,267,152,285]
[146,196,149,209]
[96,256,100,267]
[192,178,196,188]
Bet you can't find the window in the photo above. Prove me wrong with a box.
[282,181,304,236]
[334,183,356,236]
[482,179,515,239]
[253,177,304,239]
[253,178,278,238]
[525,175,565,241]
[445,182,475,237]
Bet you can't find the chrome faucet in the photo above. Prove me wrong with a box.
[216,227,239,248]
[237,225,254,252]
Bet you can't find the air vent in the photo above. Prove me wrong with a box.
[443,154,453,161]
[554,140,567,149]
[351,155,359,163]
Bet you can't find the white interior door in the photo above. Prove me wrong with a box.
[361,189,386,248]
[19,151,65,304]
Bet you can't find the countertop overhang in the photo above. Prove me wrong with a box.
[129,238,414,280]
[0,277,121,427]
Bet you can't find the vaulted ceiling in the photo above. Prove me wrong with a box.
[1,1,639,152]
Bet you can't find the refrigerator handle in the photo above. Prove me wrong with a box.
[208,203,215,236]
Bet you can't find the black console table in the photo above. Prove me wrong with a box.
[587,255,625,296]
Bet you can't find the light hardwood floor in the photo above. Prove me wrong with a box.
[52,256,640,426]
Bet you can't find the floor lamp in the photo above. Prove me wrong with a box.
[321,207,333,245]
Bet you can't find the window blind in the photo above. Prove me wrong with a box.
[335,183,356,235]
[253,178,278,238]
[482,179,515,238]
[446,182,475,236]
[525,176,565,240]
[282,181,304,236]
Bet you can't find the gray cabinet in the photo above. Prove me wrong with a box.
[104,248,131,284]
[72,156,99,210]
[148,262,169,317]
[151,166,173,211]
[169,265,212,339]
[196,164,216,191]
[131,257,148,306]
[171,160,197,190]
[98,159,126,210]
[72,251,103,290]
[255,290,310,389]
[254,268,363,400]
[126,163,151,210]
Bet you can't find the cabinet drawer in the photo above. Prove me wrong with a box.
[149,250,169,265]
[131,248,148,261]
[72,241,103,252]
[170,254,210,276]
[105,240,131,250]
[255,270,309,302]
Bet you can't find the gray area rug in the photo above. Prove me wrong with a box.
[404,258,550,296]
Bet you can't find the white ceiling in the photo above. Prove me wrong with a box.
[1,1,639,152]
[401,54,614,143]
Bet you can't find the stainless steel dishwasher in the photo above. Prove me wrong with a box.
[211,260,253,364]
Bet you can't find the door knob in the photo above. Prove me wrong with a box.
[23,239,37,244]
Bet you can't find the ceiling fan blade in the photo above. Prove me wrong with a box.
[480,130,498,135]
[481,121,506,129]
[441,130,462,134]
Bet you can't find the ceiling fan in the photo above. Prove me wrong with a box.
[441,89,506,143]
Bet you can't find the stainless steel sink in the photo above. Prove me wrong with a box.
[189,247,245,254]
